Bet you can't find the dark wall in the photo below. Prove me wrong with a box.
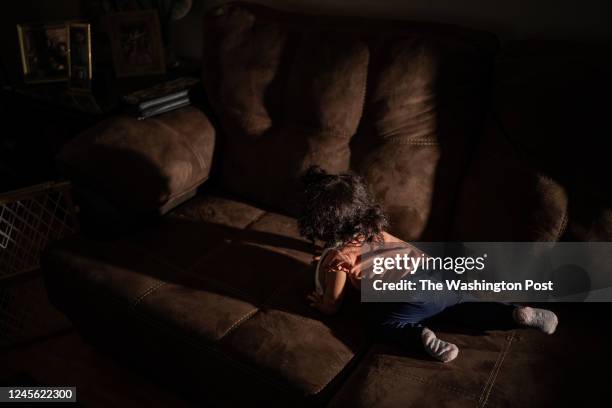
[2,0,609,83]
[172,0,610,60]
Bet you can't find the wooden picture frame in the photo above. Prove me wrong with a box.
[108,10,166,77]
[67,23,93,91]
[17,23,69,83]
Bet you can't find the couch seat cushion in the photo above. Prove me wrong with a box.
[43,194,365,404]
[329,329,515,407]
[329,304,609,407]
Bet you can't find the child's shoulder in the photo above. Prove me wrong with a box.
[323,232,406,265]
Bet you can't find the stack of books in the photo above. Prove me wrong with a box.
[123,77,200,120]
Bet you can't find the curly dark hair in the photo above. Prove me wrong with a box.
[298,166,388,248]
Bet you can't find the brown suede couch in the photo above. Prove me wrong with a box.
[43,2,611,407]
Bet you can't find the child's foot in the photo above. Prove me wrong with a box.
[421,328,459,363]
[513,306,558,334]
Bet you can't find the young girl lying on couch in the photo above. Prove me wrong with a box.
[298,166,558,363]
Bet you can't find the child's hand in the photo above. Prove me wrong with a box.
[328,258,351,274]
[348,263,363,280]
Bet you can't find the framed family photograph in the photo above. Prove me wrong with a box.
[17,23,69,83]
[67,23,93,91]
[108,10,166,77]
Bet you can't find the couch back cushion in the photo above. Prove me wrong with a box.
[202,3,497,240]
[351,32,496,240]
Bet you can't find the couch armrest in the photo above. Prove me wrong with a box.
[58,106,215,214]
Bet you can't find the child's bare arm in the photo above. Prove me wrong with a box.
[308,263,348,315]
[322,269,347,313]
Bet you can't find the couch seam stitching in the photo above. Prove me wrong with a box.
[478,348,499,405]
[382,370,480,399]
[217,261,310,341]
[485,331,515,406]
[164,175,209,203]
[123,242,264,339]
[478,343,502,407]
[351,42,369,142]
[216,262,337,393]
[331,353,482,400]
[125,242,257,302]
[396,141,439,145]
[217,308,260,340]
[132,281,168,306]
[478,330,515,407]
[217,277,291,342]
[554,207,569,241]
[89,290,295,395]
[253,256,363,398]
[122,224,342,396]
[384,137,439,145]
[244,210,270,230]
[153,111,208,171]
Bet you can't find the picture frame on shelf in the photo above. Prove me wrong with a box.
[107,10,166,77]
[67,23,93,91]
[17,23,69,83]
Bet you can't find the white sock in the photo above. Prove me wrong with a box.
[513,306,558,334]
[421,327,459,363]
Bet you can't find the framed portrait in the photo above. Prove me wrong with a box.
[17,23,69,83]
[108,10,166,77]
[67,23,93,91]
